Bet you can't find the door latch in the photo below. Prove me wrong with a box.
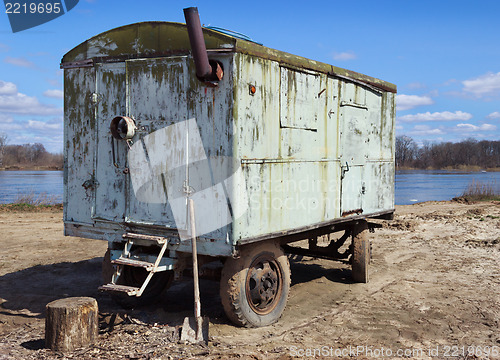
[90,92,102,105]
[341,161,350,179]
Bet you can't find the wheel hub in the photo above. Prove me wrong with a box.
[245,254,282,315]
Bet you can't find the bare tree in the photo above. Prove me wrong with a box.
[395,135,418,168]
[0,133,7,167]
[395,135,500,170]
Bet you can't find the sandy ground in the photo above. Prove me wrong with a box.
[0,201,499,359]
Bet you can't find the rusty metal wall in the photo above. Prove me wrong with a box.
[63,67,96,227]
[63,23,395,253]
[231,53,395,243]
[93,62,127,222]
[63,53,237,255]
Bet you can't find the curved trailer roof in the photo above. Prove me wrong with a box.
[61,21,397,93]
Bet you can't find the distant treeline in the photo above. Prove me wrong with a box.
[0,142,63,170]
[0,134,499,171]
[396,136,500,170]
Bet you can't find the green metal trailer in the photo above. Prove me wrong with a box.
[62,9,396,327]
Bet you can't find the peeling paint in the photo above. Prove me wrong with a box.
[63,22,396,254]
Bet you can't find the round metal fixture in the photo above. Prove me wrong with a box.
[110,116,136,140]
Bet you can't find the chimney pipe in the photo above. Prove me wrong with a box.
[184,7,222,82]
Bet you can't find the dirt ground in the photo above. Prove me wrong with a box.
[0,201,499,359]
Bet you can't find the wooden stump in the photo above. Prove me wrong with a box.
[45,297,98,353]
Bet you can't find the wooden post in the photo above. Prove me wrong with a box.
[188,198,203,341]
[45,297,98,353]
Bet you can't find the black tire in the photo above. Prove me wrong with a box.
[220,242,291,327]
[102,249,114,284]
[113,266,173,309]
[351,220,370,283]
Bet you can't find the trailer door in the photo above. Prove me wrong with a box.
[124,57,189,230]
[93,62,127,222]
[339,82,368,216]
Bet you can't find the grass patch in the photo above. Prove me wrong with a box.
[454,180,500,202]
[14,191,60,205]
[0,203,63,212]
[0,191,62,212]
[442,165,484,172]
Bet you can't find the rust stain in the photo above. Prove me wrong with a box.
[341,208,363,217]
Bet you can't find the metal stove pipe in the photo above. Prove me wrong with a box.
[183,7,213,80]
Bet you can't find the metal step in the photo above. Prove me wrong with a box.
[123,232,168,245]
[98,283,140,296]
[111,257,155,271]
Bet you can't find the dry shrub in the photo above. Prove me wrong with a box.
[14,191,60,205]
[455,180,500,202]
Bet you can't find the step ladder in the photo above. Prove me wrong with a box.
[98,233,169,297]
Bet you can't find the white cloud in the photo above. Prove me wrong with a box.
[332,51,357,61]
[0,122,23,131]
[409,124,444,136]
[486,111,500,120]
[406,82,426,90]
[0,115,14,124]
[396,94,434,111]
[456,123,497,132]
[398,111,472,123]
[0,43,9,52]
[443,79,459,86]
[0,116,63,152]
[0,93,61,115]
[3,56,36,68]
[0,81,62,116]
[27,119,61,131]
[462,72,500,97]
[0,80,17,95]
[43,89,63,99]
[0,81,63,152]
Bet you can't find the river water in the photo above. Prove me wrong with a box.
[0,171,64,204]
[396,169,499,205]
[0,170,499,205]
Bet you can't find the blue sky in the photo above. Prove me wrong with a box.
[1,0,499,153]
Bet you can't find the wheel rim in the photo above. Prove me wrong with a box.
[245,253,283,315]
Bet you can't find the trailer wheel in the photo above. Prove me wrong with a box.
[102,249,114,284]
[113,267,173,309]
[351,220,370,283]
[220,242,291,327]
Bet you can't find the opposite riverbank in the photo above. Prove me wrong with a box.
[2,166,499,172]
[0,166,62,171]
[396,165,500,172]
